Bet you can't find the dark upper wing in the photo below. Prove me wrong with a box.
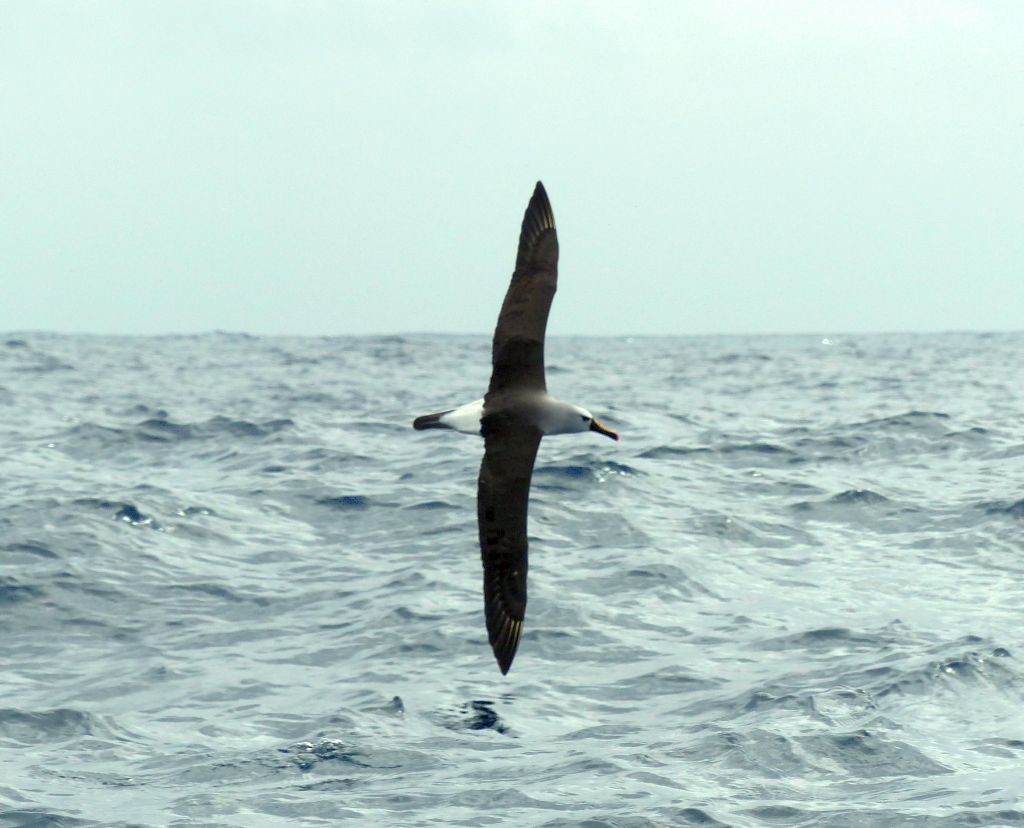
[477,413,542,674]
[487,181,559,397]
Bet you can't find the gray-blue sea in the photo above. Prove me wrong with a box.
[2,331,1023,827]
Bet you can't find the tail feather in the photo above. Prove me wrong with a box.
[413,410,454,430]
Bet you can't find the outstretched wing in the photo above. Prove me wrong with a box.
[477,414,542,674]
[487,181,559,397]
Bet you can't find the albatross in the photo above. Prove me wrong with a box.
[412,181,619,675]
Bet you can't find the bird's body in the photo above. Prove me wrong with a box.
[413,182,619,674]
[412,399,484,435]
[413,395,608,438]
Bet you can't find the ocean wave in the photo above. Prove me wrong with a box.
[4,331,1024,825]
[0,707,128,744]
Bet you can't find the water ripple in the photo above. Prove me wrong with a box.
[2,331,1023,825]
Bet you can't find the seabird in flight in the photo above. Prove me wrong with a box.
[413,181,620,674]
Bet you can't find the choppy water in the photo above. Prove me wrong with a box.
[2,331,1023,827]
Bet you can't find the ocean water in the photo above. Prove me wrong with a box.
[2,331,1023,827]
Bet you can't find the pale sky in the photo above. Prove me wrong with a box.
[2,1,1022,336]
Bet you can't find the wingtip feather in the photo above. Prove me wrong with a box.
[515,182,556,272]
[490,616,522,675]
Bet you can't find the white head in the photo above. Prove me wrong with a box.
[544,401,620,440]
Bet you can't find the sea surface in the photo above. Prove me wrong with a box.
[2,331,1023,827]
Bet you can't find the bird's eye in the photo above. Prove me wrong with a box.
[580,415,589,422]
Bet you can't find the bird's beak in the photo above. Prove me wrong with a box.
[590,418,620,441]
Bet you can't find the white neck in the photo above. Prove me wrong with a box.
[536,398,592,436]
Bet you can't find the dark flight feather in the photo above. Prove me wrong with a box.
[475,182,560,674]
[487,182,559,398]
[477,413,542,674]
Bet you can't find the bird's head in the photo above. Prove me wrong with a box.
[573,405,620,441]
